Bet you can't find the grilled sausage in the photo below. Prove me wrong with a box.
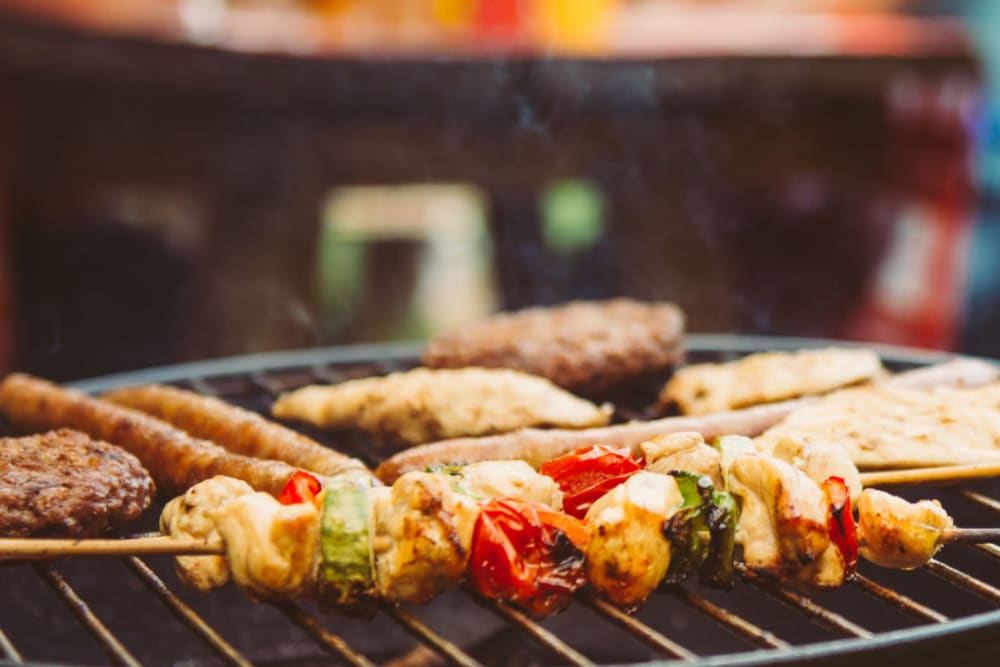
[103,384,369,478]
[375,359,998,483]
[376,400,800,483]
[0,373,299,497]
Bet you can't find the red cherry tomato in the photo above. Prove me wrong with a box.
[539,444,643,518]
[278,471,322,506]
[468,498,589,617]
[822,476,858,574]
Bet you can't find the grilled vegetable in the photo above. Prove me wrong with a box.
[821,476,858,575]
[278,471,322,507]
[318,476,374,610]
[540,444,643,518]
[468,498,589,617]
[702,491,740,589]
[662,471,713,585]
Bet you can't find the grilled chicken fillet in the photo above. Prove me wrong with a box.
[273,367,612,448]
[661,348,883,415]
[756,383,1000,468]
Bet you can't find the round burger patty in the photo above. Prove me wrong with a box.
[423,299,685,393]
[0,428,156,537]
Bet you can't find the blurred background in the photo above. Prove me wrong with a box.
[0,0,997,380]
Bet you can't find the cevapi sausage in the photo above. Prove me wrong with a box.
[103,384,369,478]
[374,359,998,483]
[0,373,299,496]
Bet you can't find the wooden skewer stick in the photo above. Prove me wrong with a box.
[860,463,1000,488]
[0,535,225,560]
[942,528,1000,544]
[0,525,996,565]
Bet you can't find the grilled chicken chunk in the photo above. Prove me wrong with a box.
[640,432,723,487]
[728,453,829,579]
[857,489,953,569]
[439,460,564,509]
[584,471,682,608]
[661,348,882,415]
[768,437,862,505]
[272,368,612,447]
[209,492,321,601]
[372,472,480,604]
[160,475,254,591]
[756,383,1000,469]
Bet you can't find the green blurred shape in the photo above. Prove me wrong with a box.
[541,179,605,254]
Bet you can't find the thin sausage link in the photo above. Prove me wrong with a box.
[0,374,298,496]
[103,384,369,478]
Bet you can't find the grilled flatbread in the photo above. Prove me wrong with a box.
[272,367,612,447]
[755,382,1000,469]
[661,348,883,415]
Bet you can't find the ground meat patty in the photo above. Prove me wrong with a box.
[422,299,685,393]
[0,428,155,537]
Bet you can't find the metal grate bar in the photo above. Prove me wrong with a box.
[274,602,378,667]
[960,490,1000,514]
[925,560,1000,603]
[579,593,697,660]
[668,588,790,649]
[247,371,286,398]
[311,365,347,385]
[470,596,596,667]
[0,627,22,664]
[34,564,143,667]
[851,574,949,624]
[124,557,253,667]
[187,377,221,397]
[379,602,486,667]
[736,566,873,638]
[975,543,1000,560]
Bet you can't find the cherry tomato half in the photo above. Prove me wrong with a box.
[540,444,643,518]
[278,470,322,507]
[468,498,589,617]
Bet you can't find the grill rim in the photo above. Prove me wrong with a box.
[65,334,962,394]
[3,334,997,667]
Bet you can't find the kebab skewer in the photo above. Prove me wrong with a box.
[17,436,970,618]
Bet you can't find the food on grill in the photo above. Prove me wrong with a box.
[160,475,253,591]
[213,491,321,600]
[726,446,833,587]
[468,497,589,617]
[163,465,586,614]
[375,400,806,484]
[0,373,300,496]
[583,471,680,607]
[539,444,642,518]
[103,383,370,478]
[755,382,1000,469]
[767,436,863,506]
[320,475,374,608]
[271,367,612,447]
[640,432,723,488]
[660,348,883,415]
[0,429,155,538]
[160,430,965,617]
[422,299,685,393]
[375,358,1000,483]
[856,488,953,569]
[435,460,563,507]
[372,471,480,604]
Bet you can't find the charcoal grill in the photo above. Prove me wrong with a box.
[2,335,1000,667]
